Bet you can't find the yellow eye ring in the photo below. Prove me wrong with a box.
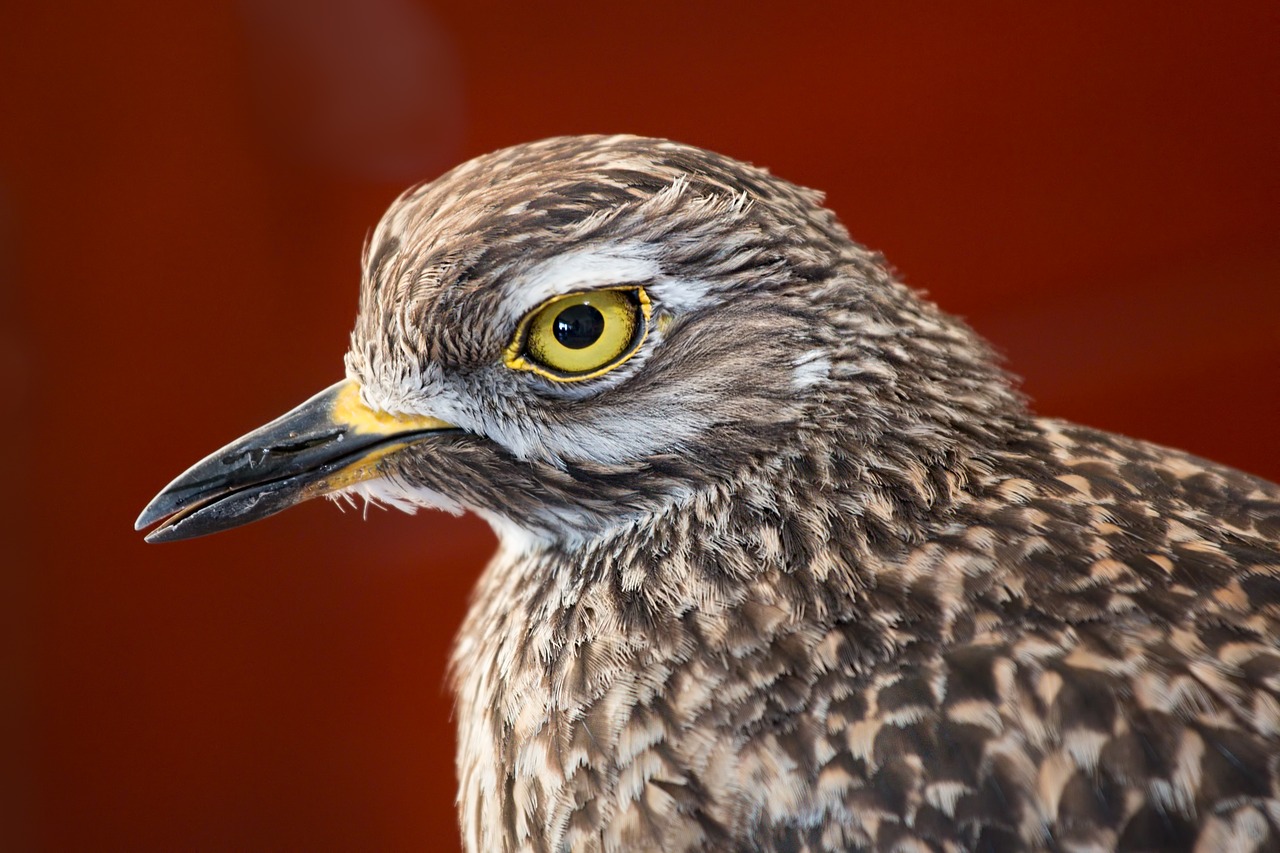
[504,287,651,382]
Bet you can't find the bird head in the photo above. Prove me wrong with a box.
[137,135,1023,548]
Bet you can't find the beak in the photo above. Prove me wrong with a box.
[135,380,455,543]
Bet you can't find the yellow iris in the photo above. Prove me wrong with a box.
[505,287,651,381]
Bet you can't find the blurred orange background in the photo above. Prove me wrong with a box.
[3,2,1277,850]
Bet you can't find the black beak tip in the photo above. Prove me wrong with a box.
[136,482,193,535]
[135,500,165,532]
[136,495,186,542]
[142,521,182,544]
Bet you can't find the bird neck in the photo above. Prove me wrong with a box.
[464,391,1043,657]
[448,410,1046,852]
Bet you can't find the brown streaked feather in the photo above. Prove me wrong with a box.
[336,136,1280,851]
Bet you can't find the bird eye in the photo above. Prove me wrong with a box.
[504,287,651,381]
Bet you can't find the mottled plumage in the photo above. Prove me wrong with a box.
[140,136,1280,852]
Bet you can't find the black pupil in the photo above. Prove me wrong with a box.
[553,304,605,349]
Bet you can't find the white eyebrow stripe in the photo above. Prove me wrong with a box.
[503,243,721,328]
[502,246,661,326]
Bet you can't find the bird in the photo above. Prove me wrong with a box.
[137,135,1280,852]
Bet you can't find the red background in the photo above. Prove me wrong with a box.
[3,3,1278,850]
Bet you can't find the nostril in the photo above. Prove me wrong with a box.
[271,431,345,455]
[222,447,271,468]
[220,432,345,469]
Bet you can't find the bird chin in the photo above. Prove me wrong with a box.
[329,477,465,518]
[331,475,551,556]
